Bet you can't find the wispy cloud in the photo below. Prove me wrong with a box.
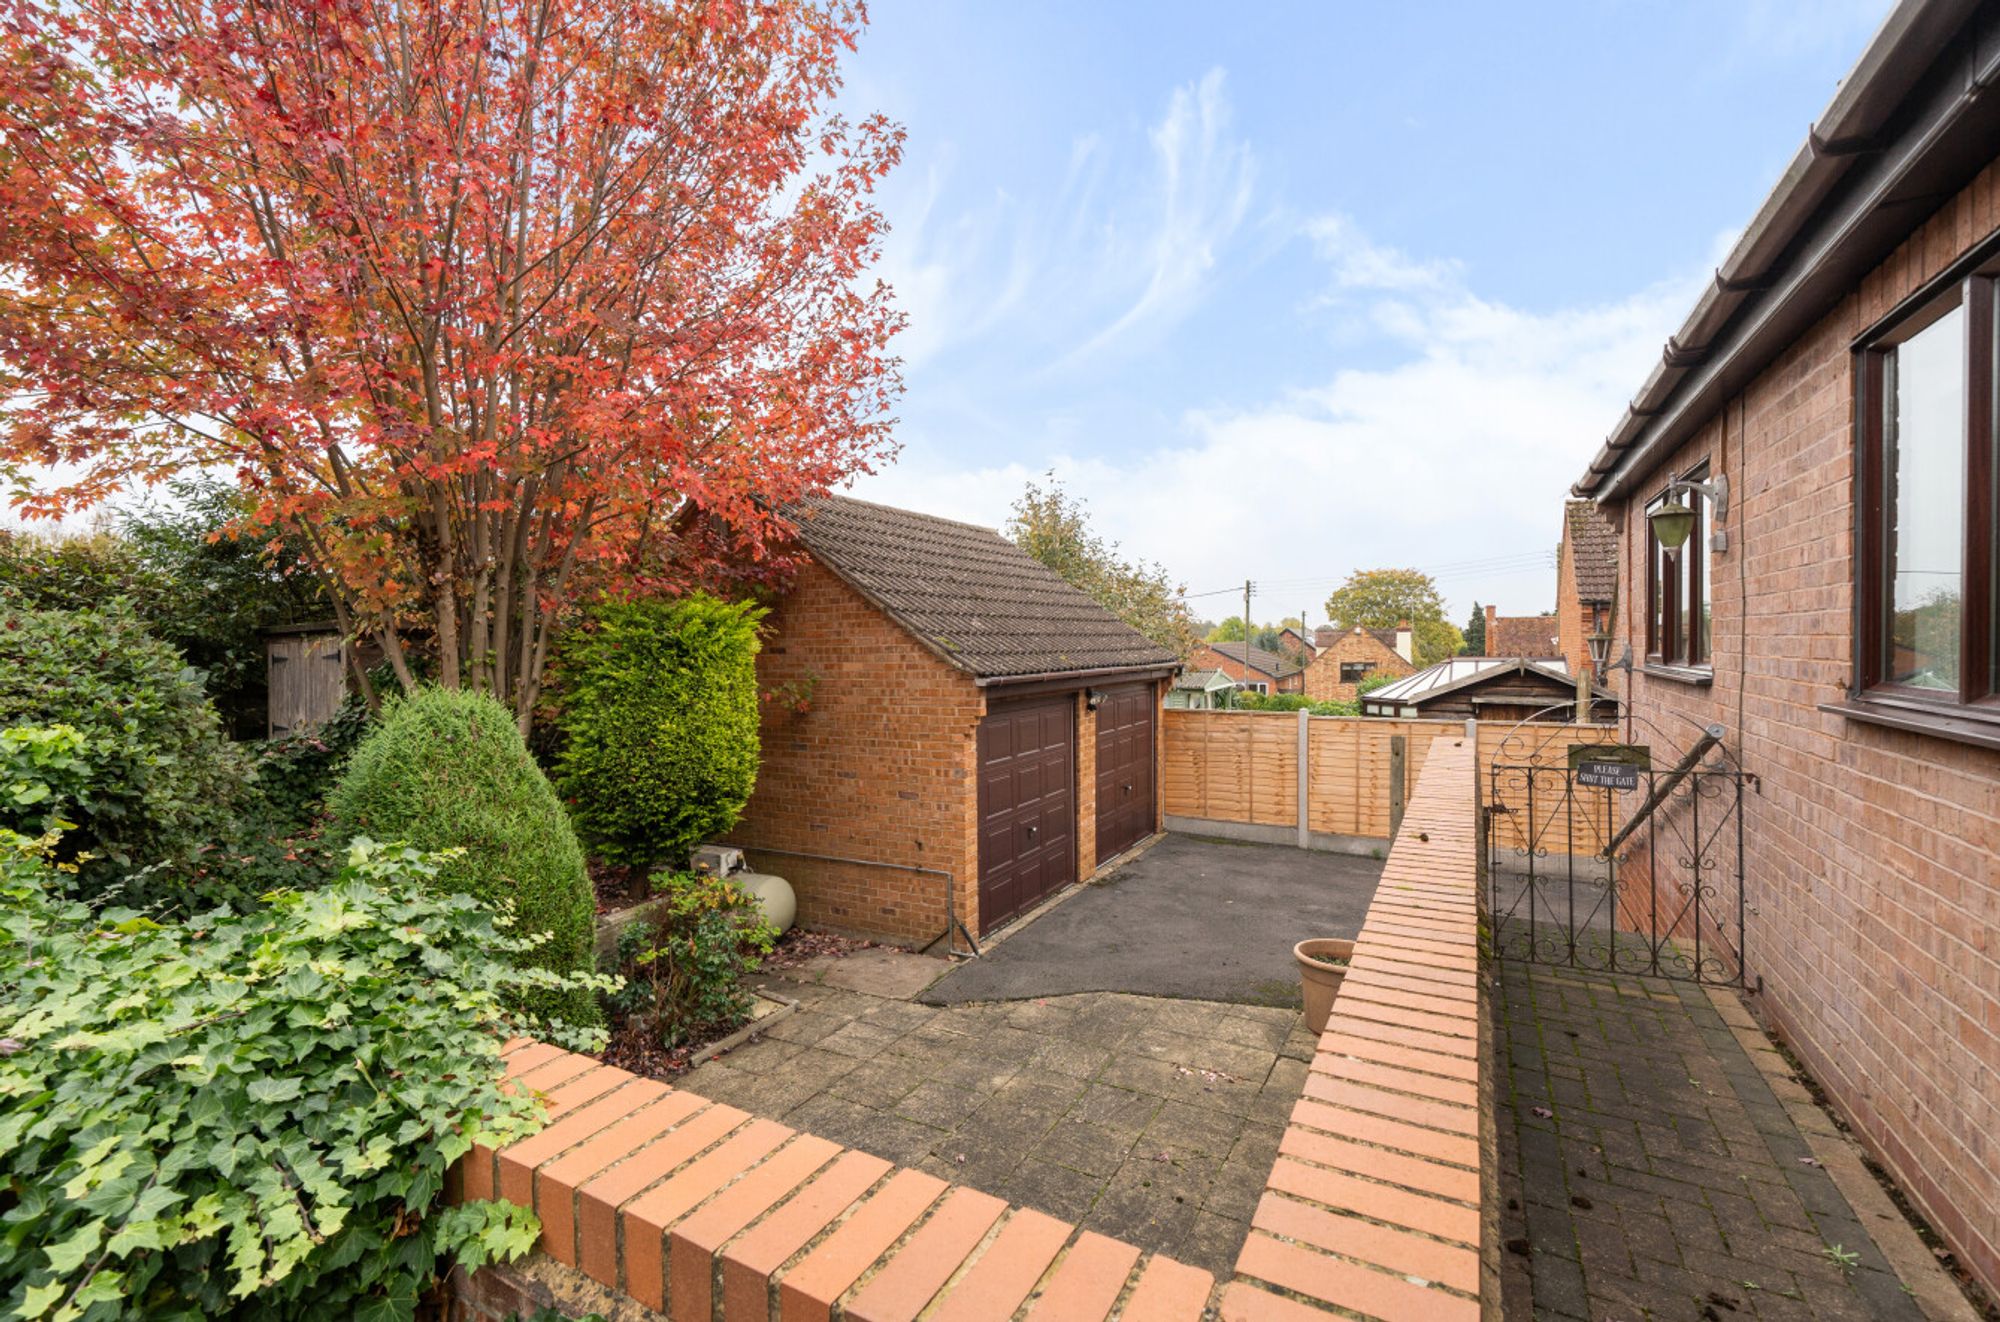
[1064,69,1256,363]
[859,207,1703,616]
[1306,214,1461,294]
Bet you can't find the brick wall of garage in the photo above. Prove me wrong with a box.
[1301,629,1414,704]
[726,560,982,946]
[1601,159,2000,1295]
[729,561,1161,945]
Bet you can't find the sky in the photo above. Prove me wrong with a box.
[834,0,1895,628]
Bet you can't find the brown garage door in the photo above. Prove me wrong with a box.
[1094,682,1157,863]
[977,696,1076,934]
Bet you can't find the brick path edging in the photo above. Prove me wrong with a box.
[448,737,1488,1321]
[1220,736,1488,1321]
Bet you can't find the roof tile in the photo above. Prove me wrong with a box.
[786,496,1177,680]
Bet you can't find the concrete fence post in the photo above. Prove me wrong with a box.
[1389,735,1407,840]
[1296,708,1310,849]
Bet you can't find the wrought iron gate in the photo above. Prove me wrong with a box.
[1484,725,1750,985]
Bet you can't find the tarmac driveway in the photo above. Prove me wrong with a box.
[922,834,1384,1007]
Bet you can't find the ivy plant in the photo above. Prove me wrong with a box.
[0,838,614,1320]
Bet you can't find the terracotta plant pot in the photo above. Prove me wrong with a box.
[1294,938,1354,1036]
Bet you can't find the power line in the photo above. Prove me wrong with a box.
[1181,547,1558,604]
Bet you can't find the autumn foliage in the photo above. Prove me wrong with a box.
[0,0,904,718]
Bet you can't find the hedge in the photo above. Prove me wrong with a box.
[554,595,763,869]
[329,688,601,1029]
[0,598,248,903]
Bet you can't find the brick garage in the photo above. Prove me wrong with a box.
[1299,625,1413,703]
[1478,605,1560,660]
[1576,7,2000,1296]
[726,496,1175,946]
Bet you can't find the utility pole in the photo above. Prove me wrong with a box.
[1243,579,1253,681]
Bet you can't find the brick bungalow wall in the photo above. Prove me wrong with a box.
[727,560,982,946]
[1602,159,2000,1295]
[1300,629,1414,704]
[1189,643,1299,694]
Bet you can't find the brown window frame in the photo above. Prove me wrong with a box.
[1644,464,1711,672]
[1339,660,1374,684]
[1849,259,2000,732]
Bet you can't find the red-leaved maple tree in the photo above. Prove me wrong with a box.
[0,0,903,721]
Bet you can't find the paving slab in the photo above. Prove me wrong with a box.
[922,834,1383,1005]
[1495,956,1972,1322]
[677,974,1307,1276]
[769,947,950,999]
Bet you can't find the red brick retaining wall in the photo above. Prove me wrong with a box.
[1221,736,1486,1320]
[450,739,1489,1320]
[450,1044,1216,1320]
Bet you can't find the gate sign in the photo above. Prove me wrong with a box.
[1576,759,1639,790]
[1569,742,1648,791]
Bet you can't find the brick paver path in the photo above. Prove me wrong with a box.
[1497,957,1927,1322]
[676,977,1317,1277]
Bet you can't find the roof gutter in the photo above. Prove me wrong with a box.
[1576,0,1998,501]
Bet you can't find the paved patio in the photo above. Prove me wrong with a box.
[1496,956,1957,1322]
[675,968,1318,1275]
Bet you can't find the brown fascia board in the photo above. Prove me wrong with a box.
[1576,0,1996,501]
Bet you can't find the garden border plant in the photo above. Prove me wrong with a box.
[0,825,613,1321]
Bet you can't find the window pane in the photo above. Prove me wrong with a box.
[1885,304,1966,691]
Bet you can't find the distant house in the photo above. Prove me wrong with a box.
[1480,605,1562,660]
[1166,668,1235,709]
[1300,624,1416,703]
[725,494,1177,944]
[1555,499,1619,676]
[1360,656,1611,724]
[1275,626,1316,664]
[1189,640,1303,694]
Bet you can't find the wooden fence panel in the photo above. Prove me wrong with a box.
[1164,710,1625,848]
[1168,711,1462,841]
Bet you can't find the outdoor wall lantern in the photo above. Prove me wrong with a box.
[1085,688,1105,711]
[1586,628,1632,675]
[1648,474,1730,553]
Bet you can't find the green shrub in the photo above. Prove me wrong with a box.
[329,688,600,1027]
[0,599,249,901]
[0,836,610,1320]
[1231,692,1359,717]
[610,871,776,1047]
[0,480,327,737]
[554,595,764,869]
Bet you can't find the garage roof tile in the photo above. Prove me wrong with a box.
[785,495,1178,680]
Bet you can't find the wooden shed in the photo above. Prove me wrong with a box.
[1360,657,1614,724]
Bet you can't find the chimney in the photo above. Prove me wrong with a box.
[1483,604,1498,657]
[1394,619,1414,663]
